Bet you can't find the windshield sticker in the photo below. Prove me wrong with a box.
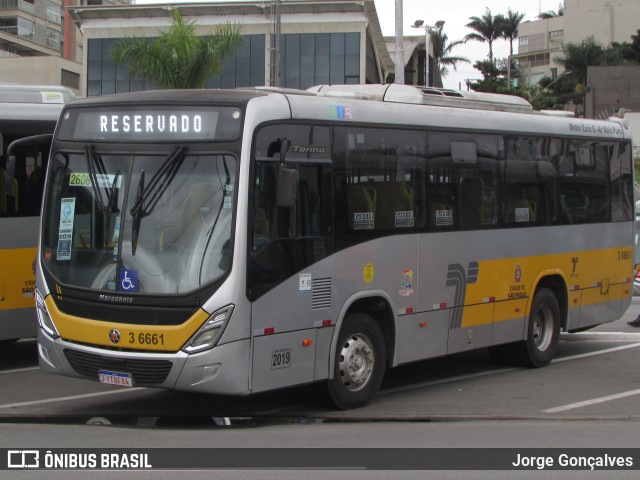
[57,198,76,261]
[395,211,415,228]
[353,212,374,230]
[119,269,139,292]
[69,173,122,188]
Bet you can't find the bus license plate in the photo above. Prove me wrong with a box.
[98,370,133,387]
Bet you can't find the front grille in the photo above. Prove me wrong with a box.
[64,349,173,386]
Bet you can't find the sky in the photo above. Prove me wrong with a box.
[133,0,563,89]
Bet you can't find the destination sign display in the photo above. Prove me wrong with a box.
[58,106,242,142]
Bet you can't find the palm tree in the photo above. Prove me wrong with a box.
[501,9,525,87]
[429,25,469,88]
[465,8,505,80]
[538,3,565,19]
[110,9,244,89]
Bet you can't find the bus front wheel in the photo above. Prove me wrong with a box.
[320,313,386,410]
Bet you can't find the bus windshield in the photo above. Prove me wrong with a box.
[41,147,236,295]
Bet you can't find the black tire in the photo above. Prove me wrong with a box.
[320,313,386,410]
[512,288,561,367]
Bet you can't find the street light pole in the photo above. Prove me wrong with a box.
[394,0,405,84]
[412,20,443,88]
[424,25,430,87]
[530,70,572,102]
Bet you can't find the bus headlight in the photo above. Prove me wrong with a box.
[35,289,59,339]
[182,305,234,354]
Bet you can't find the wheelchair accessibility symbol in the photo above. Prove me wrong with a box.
[119,269,139,292]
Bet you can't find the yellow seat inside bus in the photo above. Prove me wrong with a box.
[370,182,414,229]
[347,184,376,229]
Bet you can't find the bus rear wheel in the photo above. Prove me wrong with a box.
[489,288,561,368]
[320,313,386,410]
[514,288,561,367]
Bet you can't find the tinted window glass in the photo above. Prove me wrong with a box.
[333,126,427,241]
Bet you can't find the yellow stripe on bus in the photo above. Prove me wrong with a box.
[45,295,209,352]
[460,246,633,327]
[0,247,36,311]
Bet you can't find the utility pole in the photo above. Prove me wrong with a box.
[270,0,281,87]
[394,0,404,84]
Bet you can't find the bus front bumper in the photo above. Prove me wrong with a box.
[37,331,251,396]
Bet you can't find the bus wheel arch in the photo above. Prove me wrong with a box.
[490,275,566,368]
[529,274,568,332]
[320,294,394,409]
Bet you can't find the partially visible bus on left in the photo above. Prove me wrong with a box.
[0,84,75,343]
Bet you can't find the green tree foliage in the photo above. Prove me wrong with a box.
[500,9,525,86]
[538,2,565,20]
[611,29,640,64]
[501,9,525,60]
[429,25,469,87]
[555,37,623,101]
[110,9,244,89]
[465,8,505,71]
[466,59,506,92]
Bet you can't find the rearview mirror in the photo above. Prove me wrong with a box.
[276,164,298,208]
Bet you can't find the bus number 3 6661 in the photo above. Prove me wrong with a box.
[129,332,165,345]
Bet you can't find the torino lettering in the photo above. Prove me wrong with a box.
[100,114,202,134]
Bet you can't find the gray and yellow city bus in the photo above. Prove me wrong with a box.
[0,84,75,343]
[33,84,634,408]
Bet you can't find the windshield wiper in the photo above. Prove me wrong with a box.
[84,145,120,230]
[199,156,232,284]
[130,145,188,255]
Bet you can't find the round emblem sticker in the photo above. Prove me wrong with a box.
[109,329,121,344]
[363,263,375,284]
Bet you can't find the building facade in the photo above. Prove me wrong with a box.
[0,0,130,93]
[515,0,640,86]
[67,0,394,97]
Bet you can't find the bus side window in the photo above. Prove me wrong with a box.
[611,142,633,223]
[426,132,500,231]
[559,141,610,224]
[334,126,427,237]
[500,137,558,227]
